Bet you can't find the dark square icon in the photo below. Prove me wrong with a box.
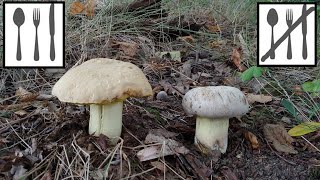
[257,2,317,67]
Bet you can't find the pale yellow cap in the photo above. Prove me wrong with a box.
[52,58,153,104]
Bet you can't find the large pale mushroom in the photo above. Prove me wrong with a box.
[52,58,152,143]
[182,86,249,153]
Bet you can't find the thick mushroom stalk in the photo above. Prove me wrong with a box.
[89,101,123,143]
[195,117,229,153]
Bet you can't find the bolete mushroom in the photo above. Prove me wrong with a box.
[52,58,152,143]
[182,86,249,153]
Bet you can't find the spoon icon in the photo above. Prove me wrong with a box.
[267,8,278,59]
[13,8,25,61]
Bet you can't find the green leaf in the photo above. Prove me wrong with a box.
[308,103,320,119]
[240,66,264,82]
[288,122,320,136]
[281,99,297,119]
[302,81,314,92]
[302,79,320,93]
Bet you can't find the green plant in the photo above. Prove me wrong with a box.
[281,99,299,120]
[288,122,320,136]
[302,79,320,94]
[281,99,320,136]
[240,66,265,82]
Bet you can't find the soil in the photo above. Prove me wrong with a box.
[1,43,320,180]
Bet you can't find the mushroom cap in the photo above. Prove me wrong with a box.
[182,86,249,118]
[52,58,153,104]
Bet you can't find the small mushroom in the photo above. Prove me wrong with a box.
[156,91,169,101]
[52,58,152,143]
[182,86,249,153]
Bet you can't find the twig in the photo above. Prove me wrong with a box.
[170,67,200,85]
[0,110,36,129]
[301,136,320,153]
[5,118,32,151]
[160,159,186,180]
[123,124,144,145]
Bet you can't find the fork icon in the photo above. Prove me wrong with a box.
[286,9,293,59]
[33,8,40,61]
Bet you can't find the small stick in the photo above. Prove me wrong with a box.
[301,136,320,153]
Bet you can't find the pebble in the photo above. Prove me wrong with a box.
[156,91,169,101]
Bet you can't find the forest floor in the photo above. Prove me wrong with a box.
[0,0,320,179]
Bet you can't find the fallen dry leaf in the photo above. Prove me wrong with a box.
[174,81,189,95]
[10,165,27,180]
[246,93,273,104]
[69,0,94,18]
[159,80,182,97]
[86,0,95,18]
[16,87,38,102]
[244,131,260,150]
[198,72,212,78]
[209,40,226,48]
[69,1,85,15]
[152,85,163,94]
[206,24,221,33]
[150,161,167,172]
[238,33,250,62]
[180,60,192,77]
[177,35,195,43]
[115,41,139,57]
[0,102,32,111]
[185,154,213,178]
[292,85,303,95]
[14,110,28,116]
[137,130,189,162]
[222,76,241,87]
[231,48,246,72]
[149,129,178,138]
[263,124,298,154]
[137,146,162,162]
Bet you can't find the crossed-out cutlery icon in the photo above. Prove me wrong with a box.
[262,4,311,62]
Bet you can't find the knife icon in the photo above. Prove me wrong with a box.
[49,3,55,61]
[302,4,307,59]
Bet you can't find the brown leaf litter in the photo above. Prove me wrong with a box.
[263,124,298,154]
[246,93,273,104]
[137,129,189,162]
[16,87,39,102]
[231,48,246,72]
[113,41,139,57]
[244,131,260,150]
